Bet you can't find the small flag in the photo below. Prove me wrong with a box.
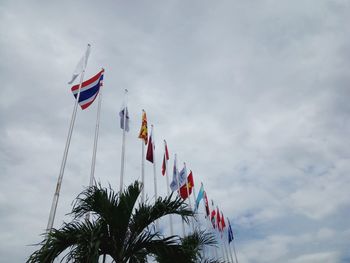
[146,129,154,163]
[170,155,179,191]
[228,218,234,243]
[211,208,216,229]
[138,110,148,145]
[217,207,221,231]
[195,183,204,211]
[68,44,91,84]
[119,107,130,132]
[162,140,170,176]
[204,191,210,217]
[178,166,187,188]
[71,69,104,110]
[221,212,226,229]
[179,171,194,199]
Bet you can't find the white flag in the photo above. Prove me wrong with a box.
[68,44,91,84]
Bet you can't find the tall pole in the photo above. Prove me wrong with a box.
[232,239,239,263]
[184,163,194,232]
[89,87,103,188]
[175,154,186,237]
[47,44,90,231]
[164,140,174,236]
[119,89,128,193]
[150,125,159,230]
[141,141,145,202]
[86,84,103,221]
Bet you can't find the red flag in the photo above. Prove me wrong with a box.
[211,209,216,229]
[146,131,154,163]
[217,207,221,230]
[179,171,194,199]
[161,141,169,176]
[204,191,210,217]
[221,212,226,229]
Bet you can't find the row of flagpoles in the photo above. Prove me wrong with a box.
[46,44,239,263]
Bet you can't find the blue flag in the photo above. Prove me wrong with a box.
[228,219,234,243]
[195,183,204,211]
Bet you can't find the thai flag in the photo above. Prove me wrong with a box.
[71,69,104,110]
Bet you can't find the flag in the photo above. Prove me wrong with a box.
[170,156,179,191]
[228,219,234,243]
[217,207,221,230]
[204,191,210,217]
[138,110,148,145]
[211,209,216,229]
[162,140,170,176]
[146,130,154,163]
[68,44,91,84]
[71,69,104,110]
[119,107,129,132]
[178,166,187,188]
[221,212,226,229]
[179,171,194,199]
[195,183,204,211]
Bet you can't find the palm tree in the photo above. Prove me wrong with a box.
[27,181,194,262]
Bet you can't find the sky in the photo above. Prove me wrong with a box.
[1,0,350,262]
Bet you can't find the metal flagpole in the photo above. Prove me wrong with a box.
[223,235,231,263]
[86,76,103,221]
[227,236,235,263]
[119,89,128,193]
[232,239,239,263]
[46,44,90,231]
[184,163,194,232]
[89,76,103,188]
[141,141,145,202]
[164,140,174,236]
[175,154,186,237]
[150,125,159,230]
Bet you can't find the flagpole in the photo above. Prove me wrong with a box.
[119,89,128,193]
[86,77,103,221]
[227,236,235,263]
[141,141,145,202]
[184,163,194,232]
[150,125,159,230]
[232,239,239,263]
[164,140,174,236]
[223,235,231,263]
[175,154,186,237]
[46,44,90,231]
[89,76,103,188]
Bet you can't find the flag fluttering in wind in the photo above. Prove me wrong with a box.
[217,207,221,231]
[138,110,148,145]
[146,129,154,163]
[195,183,204,211]
[204,191,210,217]
[211,208,216,229]
[71,69,104,110]
[221,212,226,229]
[162,141,169,176]
[68,44,91,84]
[170,155,179,191]
[228,218,234,243]
[119,107,129,132]
[180,171,194,199]
[178,166,187,188]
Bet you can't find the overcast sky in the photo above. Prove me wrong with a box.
[1,0,350,262]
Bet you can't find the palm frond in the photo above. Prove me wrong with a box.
[27,220,104,263]
[129,194,194,237]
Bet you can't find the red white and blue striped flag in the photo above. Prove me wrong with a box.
[71,69,104,110]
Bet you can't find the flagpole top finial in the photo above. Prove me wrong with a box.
[87,43,91,47]
[124,89,128,93]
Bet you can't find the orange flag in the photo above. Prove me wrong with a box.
[138,110,148,144]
